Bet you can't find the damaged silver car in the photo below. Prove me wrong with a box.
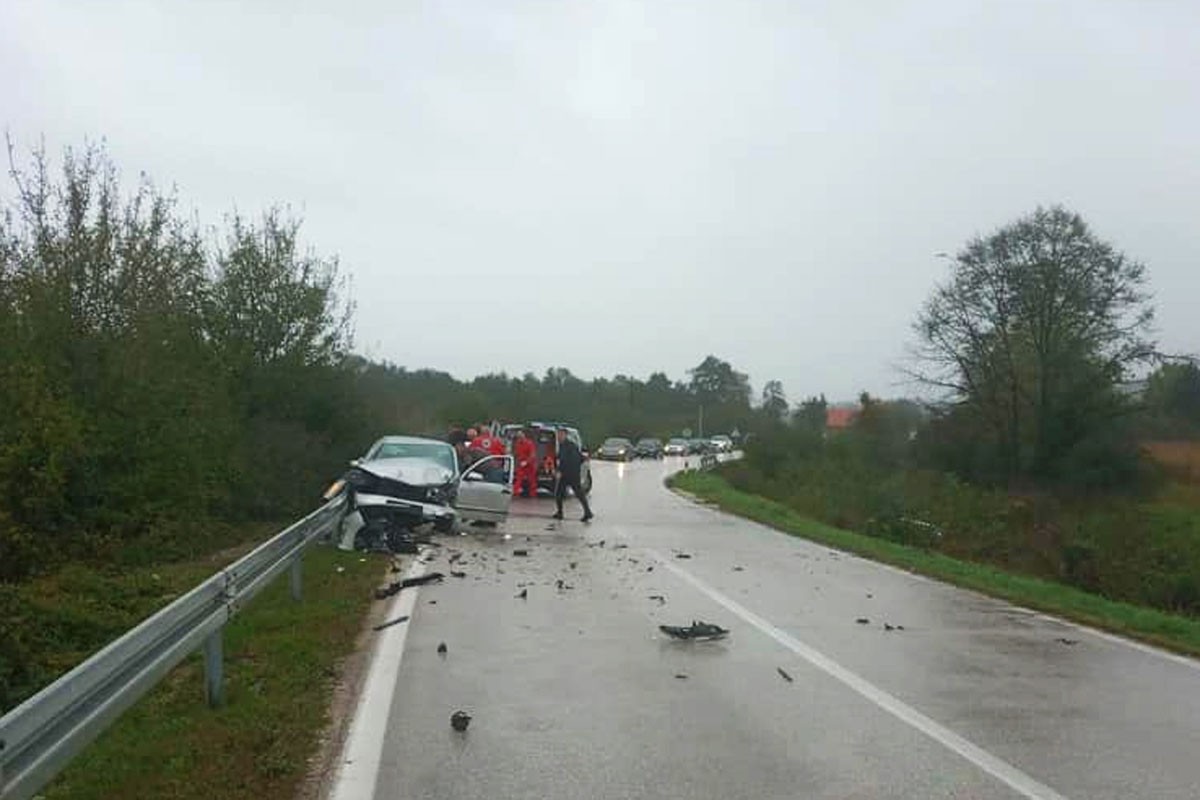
[324,435,512,552]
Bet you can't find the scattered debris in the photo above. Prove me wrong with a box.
[428,600,438,605]
[373,615,410,631]
[646,566,655,572]
[335,566,345,574]
[556,579,574,591]
[545,524,557,531]
[448,553,463,564]
[358,558,367,563]
[777,667,794,683]
[437,642,447,655]
[855,617,870,625]
[675,553,692,560]
[866,593,873,599]
[674,673,689,680]
[1056,637,1078,646]
[450,570,467,579]
[883,623,895,631]
[513,549,529,557]
[613,543,629,550]
[450,711,472,731]
[732,566,744,572]
[515,588,528,599]
[648,594,666,605]
[569,561,578,570]
[375,571,446,599]
[659,621,729,641]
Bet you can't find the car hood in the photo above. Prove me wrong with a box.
[360,457,455,486]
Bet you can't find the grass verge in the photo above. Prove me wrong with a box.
[19,545,385,800]
[671,469,1200,659]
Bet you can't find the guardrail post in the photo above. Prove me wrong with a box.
[289,556,303,602]
[203,629,224,708]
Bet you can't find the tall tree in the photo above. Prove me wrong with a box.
[761,380,788,420]
[913,206,1155,483]
[688,355,751,406]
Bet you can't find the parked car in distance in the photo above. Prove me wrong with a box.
[664,437,690,456]
[688,438,711,455]
[327,435,512,551]
[596,437,635,461]
[635,437,664,459]
[710,434,734,453]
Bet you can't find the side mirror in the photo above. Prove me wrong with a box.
[464,471,484,482]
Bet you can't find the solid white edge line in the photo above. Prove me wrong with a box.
[649,550,1071,800]
[329,557,428,800]
[665,482,1200,675]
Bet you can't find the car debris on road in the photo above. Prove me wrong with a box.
[437,642,447,655]
[450,710,472,731]
[373,615,410,631]
[777,667,794,683]
[375,571,445,599]
[659,621,729,641]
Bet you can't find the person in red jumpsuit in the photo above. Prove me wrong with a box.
[512,429,538,498]
[469,425,507,458]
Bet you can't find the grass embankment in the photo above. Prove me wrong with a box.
[671,469,1200,658]
[2,540,384,800]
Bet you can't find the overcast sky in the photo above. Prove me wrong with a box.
[3,1,1198,402]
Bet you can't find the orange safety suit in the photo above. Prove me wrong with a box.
[513,436,538,498]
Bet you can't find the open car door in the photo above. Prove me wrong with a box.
[456,454,513,523]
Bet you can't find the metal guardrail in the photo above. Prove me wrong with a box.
[0,495,346,800]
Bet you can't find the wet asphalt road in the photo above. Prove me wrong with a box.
[362,458,1200,800]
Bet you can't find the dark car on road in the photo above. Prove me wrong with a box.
[595,437,635,461]
[635,437,664,459]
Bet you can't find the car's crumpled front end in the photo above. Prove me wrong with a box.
[327,458,458,552]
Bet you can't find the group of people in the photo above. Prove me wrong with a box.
[445,423,593,522]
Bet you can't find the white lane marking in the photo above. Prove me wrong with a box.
[330,558,427,800]
[649,550,1071,800]
[666,485,1200,674]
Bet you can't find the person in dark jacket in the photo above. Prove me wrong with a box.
[553,427,593,522]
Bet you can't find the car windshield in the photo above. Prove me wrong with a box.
[669,438,688,445]
[604,438,630,446]
[368,441,455,471]
[638,439,659,445]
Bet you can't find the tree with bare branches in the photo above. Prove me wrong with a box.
[912,206,1155,485]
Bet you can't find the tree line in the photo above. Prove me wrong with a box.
[0,141,779,579]
[4,143,1195,583]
